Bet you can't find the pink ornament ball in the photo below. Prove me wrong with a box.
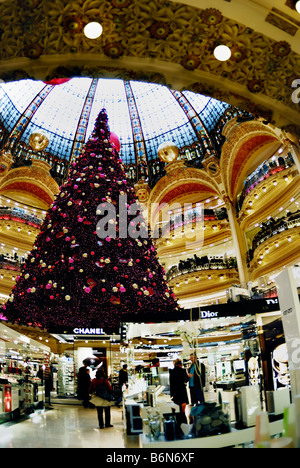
[110,132,121,152]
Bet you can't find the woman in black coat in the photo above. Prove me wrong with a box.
[169,359,189,412]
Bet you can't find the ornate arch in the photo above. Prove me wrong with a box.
[147,161,219,224]
[0,159,59,207]
[220,120,281,199]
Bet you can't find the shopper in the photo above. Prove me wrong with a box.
[169,359,189,413]
[119,364,128,388]
[151,358,160,367]
[77,362,91,408]
[188,353,206,405]
[115,364,128,407]
[45,365,54,409]
[89,368,114,429]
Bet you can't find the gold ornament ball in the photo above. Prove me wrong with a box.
[29,132,49,151]
[158,141,179,163]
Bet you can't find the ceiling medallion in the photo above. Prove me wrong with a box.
[111,0,131,8]
[272,41,291,57]
[103,42,124,59]
[201,8,223,26]
[181,55,201,71]
[149,22,171,40]
[247,79,265,93]
[23,43,43,60]
[62,15,85,35]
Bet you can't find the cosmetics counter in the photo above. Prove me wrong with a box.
[0,322,50,422]
[122,304,295,446]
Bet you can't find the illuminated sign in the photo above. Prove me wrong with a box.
[201,310,219,319]
[266,299,279,305]
[73,328,105,336]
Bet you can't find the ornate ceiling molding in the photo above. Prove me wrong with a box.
[0,0,300,128]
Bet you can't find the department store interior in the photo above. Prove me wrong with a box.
[0,0,300,449]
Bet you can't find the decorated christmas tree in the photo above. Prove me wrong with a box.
[2,109,180,332]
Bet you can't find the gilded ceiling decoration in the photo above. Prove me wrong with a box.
[0,0,300,127]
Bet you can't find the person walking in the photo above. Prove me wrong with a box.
[77,362,91,408]
[89,368,114,429]
[116,364,128,407]
[188,353,206,405]
[169,359,189,413]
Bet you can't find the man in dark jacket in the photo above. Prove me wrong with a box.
[77,363,91,408]
[188,353,205,405]
[169,359,189,412]
[115,364,128,407]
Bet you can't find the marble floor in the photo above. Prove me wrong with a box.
[0,404,140,448]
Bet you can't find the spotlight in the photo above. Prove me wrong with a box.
[295,1,300,13]
[213,45,231,61]
[84,22,103,39]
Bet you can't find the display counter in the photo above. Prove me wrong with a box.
[215,378,246,391]
[139,419,284,448]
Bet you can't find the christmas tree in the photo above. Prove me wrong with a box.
[2,109,180,332]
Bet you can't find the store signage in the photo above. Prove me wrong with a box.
[201,310,219,319]
[266,298,278,305]
[73,328,105,336]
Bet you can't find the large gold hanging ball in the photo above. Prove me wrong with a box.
[29,132,49,151]
[157,141,179,163]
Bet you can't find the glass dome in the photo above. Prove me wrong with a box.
[0,77,241,186]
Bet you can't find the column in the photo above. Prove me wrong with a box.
[225,199,249,289]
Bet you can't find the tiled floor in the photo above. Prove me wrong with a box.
[0,404,140,448]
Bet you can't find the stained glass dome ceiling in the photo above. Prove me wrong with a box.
[0,77,231,167]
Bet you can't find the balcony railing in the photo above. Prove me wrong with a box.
[166,255,237,281]
[0,207,43,227]
[155,207,228,239]
[237,153,294,212]
[247,210,300,263]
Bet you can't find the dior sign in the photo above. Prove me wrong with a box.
[201,310,219,319]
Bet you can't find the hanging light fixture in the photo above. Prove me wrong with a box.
[294,1,300,13]
[84,22,103,39]
[213,45,231,61]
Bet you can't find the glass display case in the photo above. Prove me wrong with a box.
[0,322,50,422]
